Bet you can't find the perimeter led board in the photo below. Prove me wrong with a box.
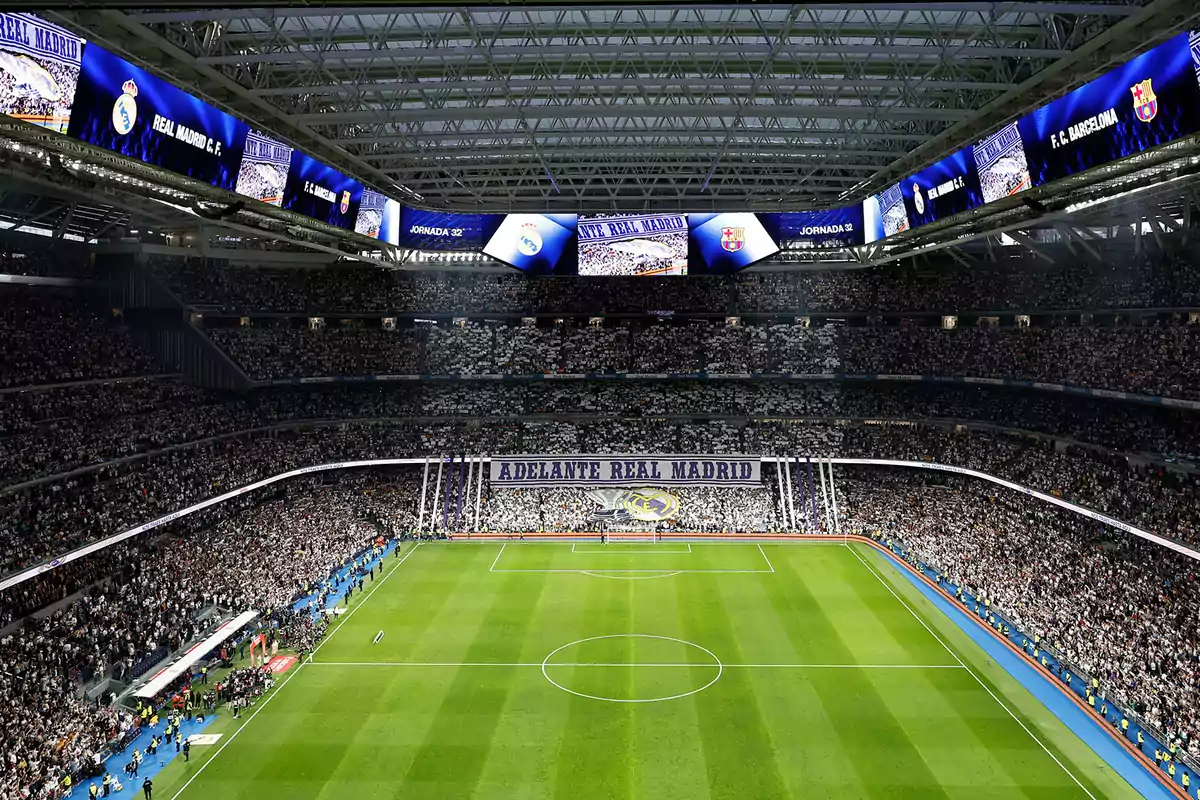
[68,43,249,191]
[280,150,363,231]
[578,213,689,276]
[0,13,82,135]
[1018,31,1200,187]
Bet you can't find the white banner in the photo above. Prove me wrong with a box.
[576,214,687,242]
[489,454,760,488]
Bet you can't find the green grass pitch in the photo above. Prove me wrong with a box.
[157,542,1141,800]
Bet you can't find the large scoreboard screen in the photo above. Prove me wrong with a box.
[9,14,1200,263]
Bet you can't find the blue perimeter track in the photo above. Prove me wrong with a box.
[864,541,1175,800]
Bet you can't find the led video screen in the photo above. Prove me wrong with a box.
[863,182,909,243]
[0,13,82,135]
[900,148,985,229]
[577,213,688,276]
[1018,32,1200,187]
[234,129,291,207]
[688,213,780,272]
[68,43,249,191]
[280,150,363,231]
[974,122,1032,204]
[765,206,864,250]
[355,188,389,239]
[482,213,578,274]
[396,207,502,251]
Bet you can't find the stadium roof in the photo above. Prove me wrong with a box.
[50,1,1200,213]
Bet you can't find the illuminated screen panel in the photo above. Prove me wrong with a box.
[862,182,909,243]
[975,122,1032,204]
[765,206,864,250]
[280,151,363,230]
[0,13,82,134]
[688,213,779,273]
[68,44,249,191]
[482,213,578,274]
[577,213,688,276]
[900,147,985,229]
[397,207,502,251]
[234,129,291,207]
[355,188,388,239]
[1017,31,1200,187]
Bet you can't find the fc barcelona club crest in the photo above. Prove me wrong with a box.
[720,226,745,252]
[1131,79,1158,123]
[339,191,351,214]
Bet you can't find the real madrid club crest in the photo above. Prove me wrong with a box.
[720,226,745,253]
[517,221,543,256]
[112,79,138,135]
[1131,78,1157,123]
[912,183,925,216]
[339,190,350,214]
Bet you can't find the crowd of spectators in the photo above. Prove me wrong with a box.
[2,414,1197,585]
[0,286,163,388]
[836,467,1200,761]
[204,319,1200,402]
[149,251,1200,314]
[0,471,401,800]
[0,239,92,279]
[480,485,782,533]
[8,377,1198,490]
[4,244,1200,795]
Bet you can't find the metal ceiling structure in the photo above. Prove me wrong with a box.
[48,1,1200,213]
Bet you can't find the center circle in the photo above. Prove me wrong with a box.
[541,634,723,703]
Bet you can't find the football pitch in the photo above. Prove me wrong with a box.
[162,542,1141,800]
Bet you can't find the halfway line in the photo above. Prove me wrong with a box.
[308,661,965,669]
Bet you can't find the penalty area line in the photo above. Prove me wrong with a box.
[846,543,1099,800]
[167,542,424,800]
[756,543,775,573]
[488,542,507,572]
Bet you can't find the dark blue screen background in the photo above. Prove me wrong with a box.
[1018,32,1200,186]
[899,148,985,228]
[280,150,364,230]
[397,207,503,251]
[68,44,248,191]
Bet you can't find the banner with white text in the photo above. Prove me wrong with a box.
[489,454,760,488]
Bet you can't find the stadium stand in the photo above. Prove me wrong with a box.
[4,243,1200,799]
[148,251,1200,314]
[201,318,1200,402]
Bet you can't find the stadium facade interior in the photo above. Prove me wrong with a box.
[3,3,1200,799]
